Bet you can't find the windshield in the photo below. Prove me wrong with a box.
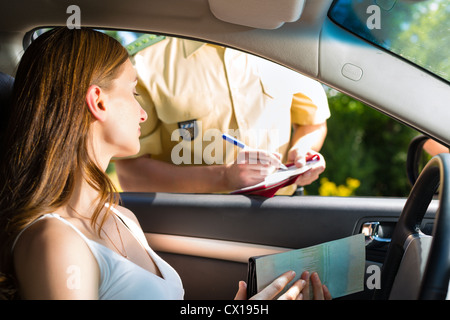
[329,0,450,83]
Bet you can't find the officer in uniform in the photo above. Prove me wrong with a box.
[115,35,330,195]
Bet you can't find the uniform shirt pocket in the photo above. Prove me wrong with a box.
[155,92,213,125]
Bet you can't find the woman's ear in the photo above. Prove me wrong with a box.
[86,85,107,122]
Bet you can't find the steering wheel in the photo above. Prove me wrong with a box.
[406,135,430,187]
[374,153,450,300]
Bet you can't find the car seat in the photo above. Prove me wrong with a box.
[0,72,14,145]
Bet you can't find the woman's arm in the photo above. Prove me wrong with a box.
[13,218,99,299]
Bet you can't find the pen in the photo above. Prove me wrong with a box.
[222,133,288,170]
[222,133,247,149]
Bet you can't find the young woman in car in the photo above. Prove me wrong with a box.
[0,27,330,300]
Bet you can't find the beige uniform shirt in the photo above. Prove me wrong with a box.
[133,37,330,169]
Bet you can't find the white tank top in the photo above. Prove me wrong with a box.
[12,206,184,300]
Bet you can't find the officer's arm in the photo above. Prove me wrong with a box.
[115,154,275,193]
[289,122,328,155]
[115,156,225,193]
[286,123,327,186]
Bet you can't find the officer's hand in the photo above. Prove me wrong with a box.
[287,149,325,186]
[224,149,282,190]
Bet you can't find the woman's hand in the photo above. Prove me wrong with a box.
[297,271,332,300]
[234,270,332,300]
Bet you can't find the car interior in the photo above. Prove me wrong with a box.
[0,0,449,300]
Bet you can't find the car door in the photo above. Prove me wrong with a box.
[120,191,438,299]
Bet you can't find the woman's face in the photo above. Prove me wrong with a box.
[101,59,148,158]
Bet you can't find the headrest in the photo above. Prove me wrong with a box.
[0,72,14,140]
[0,72,14,105]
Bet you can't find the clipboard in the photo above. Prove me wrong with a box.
[231,154,321,197]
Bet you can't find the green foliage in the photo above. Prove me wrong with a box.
[385,0,449,82]
[305,89,419,197]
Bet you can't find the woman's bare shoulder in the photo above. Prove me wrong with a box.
[13,215,96,269]
[13,215,99,299]
[115,205,141,226]
[14,216,85,254]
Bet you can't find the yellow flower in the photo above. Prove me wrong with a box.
[318,178,337,196]
[346,178,361,190]
[318,177,360,197]
[337,185,352,197]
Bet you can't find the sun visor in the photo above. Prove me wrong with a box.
[208,0,306,29]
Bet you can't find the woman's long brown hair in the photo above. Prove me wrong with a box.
[0,27,129,299]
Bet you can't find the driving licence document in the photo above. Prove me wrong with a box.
[247,233,365,299]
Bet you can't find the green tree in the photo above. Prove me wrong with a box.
[390,0,450,81]
[305,89,420,197]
